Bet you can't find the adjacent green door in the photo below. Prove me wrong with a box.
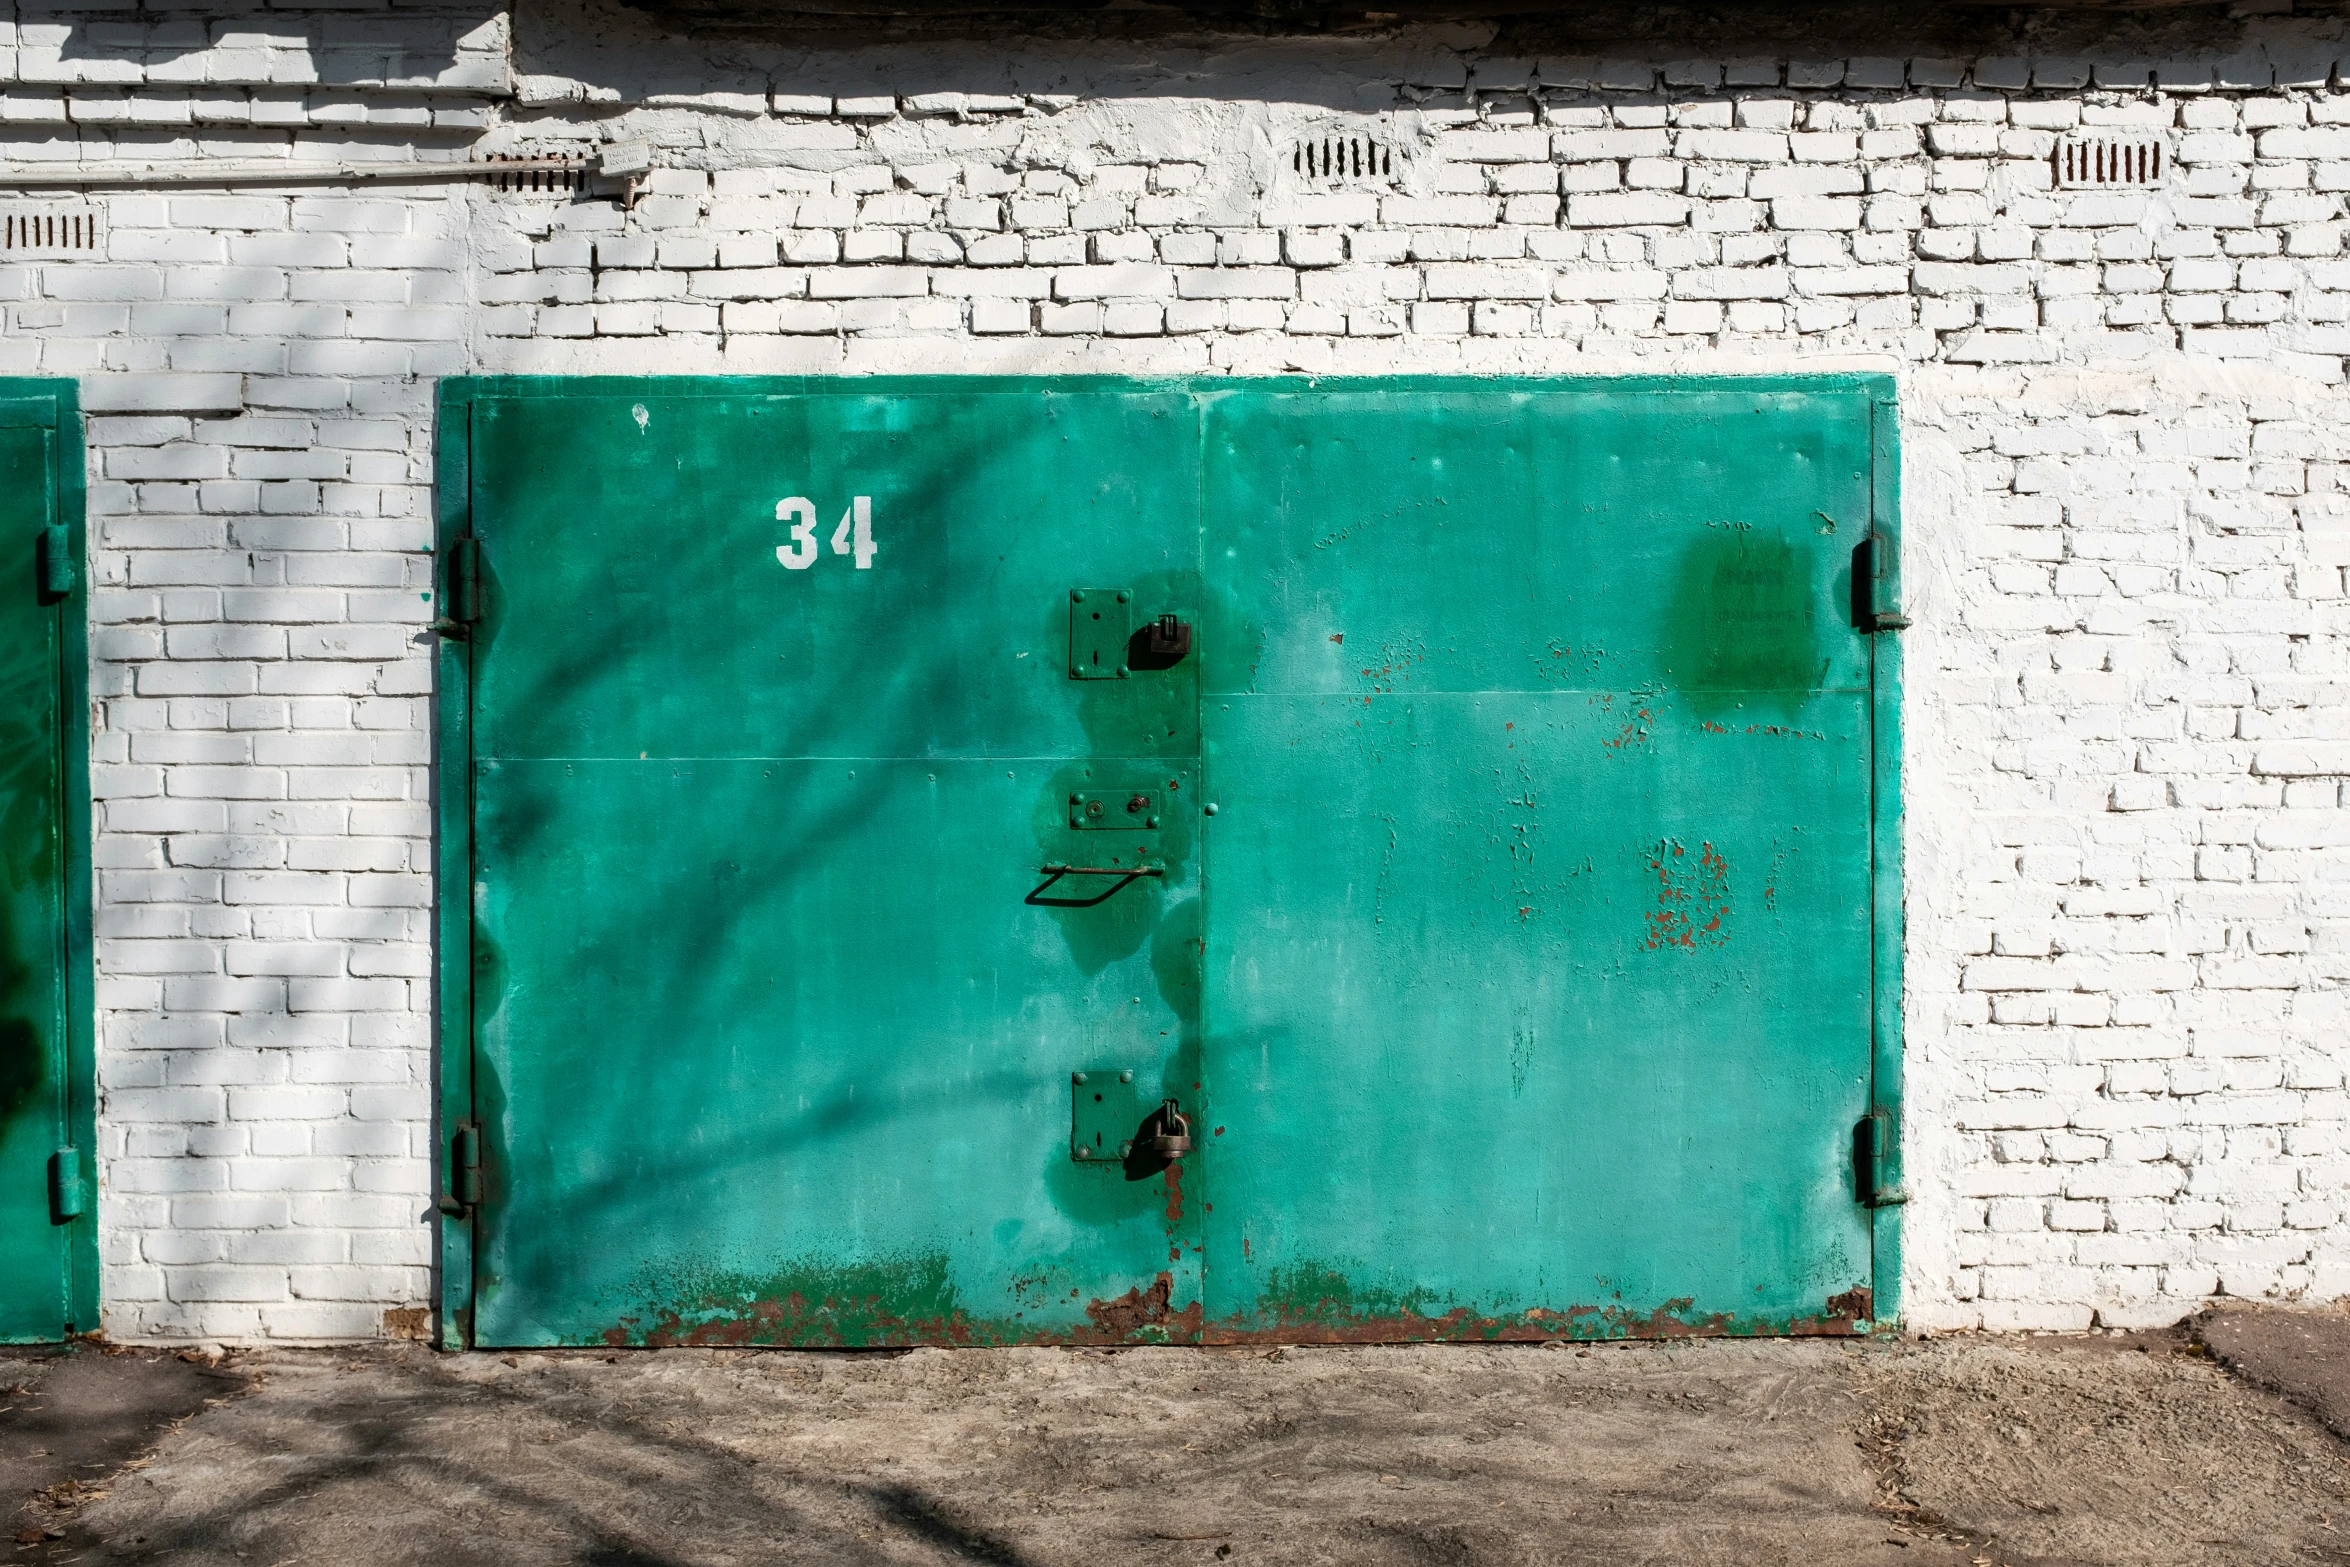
[0,383,93,1343]
[441,377,1898,1347]
[1198,387,1882,1337]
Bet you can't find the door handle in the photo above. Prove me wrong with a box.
[1027,864,1163,907]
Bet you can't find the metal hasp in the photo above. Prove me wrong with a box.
[437,375,1898,1348]
[1069,587,1131,677]
[0,379,95,1343]
[1069,789,1161,830]
[1136,612,1192,667]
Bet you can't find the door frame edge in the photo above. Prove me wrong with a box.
[58,380,95,1337]
[431,379,482,1350]
[1867,385,1907,1334]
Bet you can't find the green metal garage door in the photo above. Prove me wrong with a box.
[0,381,94,1343]
[435,377,1903,1349]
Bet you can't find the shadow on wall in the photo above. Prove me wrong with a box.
[9,0,2337,141]
[11,7,509,101]
[500,0,2333,114]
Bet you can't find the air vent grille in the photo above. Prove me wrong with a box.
[474,153,588,194]
[1,206,104,256]
[2053,137,2164,188]
[1291,133,1399,186]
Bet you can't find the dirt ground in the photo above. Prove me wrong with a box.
[8,1310,2350,1567]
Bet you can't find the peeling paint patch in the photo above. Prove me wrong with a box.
[1209,1262,1863,1344]
[1643,839,1731,951]
[1598,693,1655,752]
[1356,637,1427,695]
[1533,639,1610,685]
[597,1256,1204,1348]
[1084,1271,1202,1340]
[1826,1285,1874,1323]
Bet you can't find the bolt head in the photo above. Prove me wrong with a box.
[1075,1147,1091,1159]
[1119,1069,1134,1083]
[1205,802,1220,816]
[1072,1072,1088,1084]
[1071,589,1084,602]
[1116,590,1131,603]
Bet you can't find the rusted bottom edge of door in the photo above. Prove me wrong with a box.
[571,1276,1877,1351]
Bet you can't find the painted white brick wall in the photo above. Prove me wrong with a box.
[12,0,2345,1338]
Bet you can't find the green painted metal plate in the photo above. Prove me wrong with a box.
[1068,588,1134,679]
[1070,1069,1143,1165]
[443,376,1895,1348]
[0,385,94,1343]
[1069,788,1162,831]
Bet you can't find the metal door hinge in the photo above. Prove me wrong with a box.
[1858,531,1907,632]
[48,1147,85,1222]
[36,522,73,600]
[437,1122,483,1216]
[433,535,480,640]
[1853,1109,1906,1207]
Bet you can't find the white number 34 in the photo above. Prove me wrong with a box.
[776,496,875,571]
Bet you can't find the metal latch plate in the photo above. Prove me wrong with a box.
[1069,588,1130,679]
[1071,1069,1143,1165]
[1070,789,1161,831]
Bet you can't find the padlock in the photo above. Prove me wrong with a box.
[1148,1098,1193,1161]
[1144,613,1193,661]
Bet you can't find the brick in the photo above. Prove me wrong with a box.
[806,268,928,299]
[1553,129,1670,161]
[82,373,244,414]
[1677,129,1789,162]
[1567,192,1690,227]
[1052,263,1173,300]
[1422,264,1550,300]
[1173,268,1295,300]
